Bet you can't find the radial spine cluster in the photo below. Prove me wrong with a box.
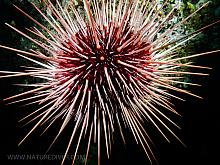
[0,0,217,164]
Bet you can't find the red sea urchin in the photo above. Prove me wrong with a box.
[0,0,220,164]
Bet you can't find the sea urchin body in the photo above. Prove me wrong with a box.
[0,0,219,164]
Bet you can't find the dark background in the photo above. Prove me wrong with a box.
[0,0,220,165]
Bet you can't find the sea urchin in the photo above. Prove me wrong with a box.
[0,0,220,164]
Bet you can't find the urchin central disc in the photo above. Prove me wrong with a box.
[100,55,105,61]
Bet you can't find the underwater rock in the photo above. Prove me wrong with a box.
[215,6,220,17]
